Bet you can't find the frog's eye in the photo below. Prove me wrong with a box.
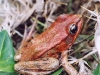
[69,24,78,34]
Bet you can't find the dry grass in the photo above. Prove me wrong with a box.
[0,0,100,75]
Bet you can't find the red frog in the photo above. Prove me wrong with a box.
[14,14,83,75]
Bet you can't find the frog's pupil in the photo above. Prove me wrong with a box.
[70,24,78,34]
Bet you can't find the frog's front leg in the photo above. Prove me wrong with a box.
[14,57,59,75]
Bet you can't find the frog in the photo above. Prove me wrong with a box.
[14,14,83,75]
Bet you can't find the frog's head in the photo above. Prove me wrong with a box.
[55,14,83,51]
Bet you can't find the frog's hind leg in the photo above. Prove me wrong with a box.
[15,57,59,75]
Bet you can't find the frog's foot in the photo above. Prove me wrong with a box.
[61,51,78,75]
[15,57,59,75]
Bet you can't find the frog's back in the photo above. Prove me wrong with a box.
[19,14,83,61]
